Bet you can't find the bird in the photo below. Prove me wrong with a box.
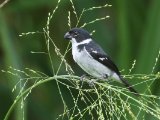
[64,28,139,96]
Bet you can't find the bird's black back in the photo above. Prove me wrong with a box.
[78,40,121,75]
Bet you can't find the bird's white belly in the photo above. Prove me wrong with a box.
[72,47,113,78]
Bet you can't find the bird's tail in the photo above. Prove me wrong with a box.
[120,76,139,96]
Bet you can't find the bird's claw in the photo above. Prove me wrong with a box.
[88,79,95,87]
[80,74,91,81]
[80,74,87,81]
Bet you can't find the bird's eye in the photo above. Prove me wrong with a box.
[69,31,78,37]
[73,31,78,36]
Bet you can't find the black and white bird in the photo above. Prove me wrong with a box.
[64,28,138,95]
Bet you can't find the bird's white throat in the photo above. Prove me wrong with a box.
[71,38,92,46]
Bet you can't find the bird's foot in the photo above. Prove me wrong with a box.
[80,74,87,81]
[88,79,96,87]
[80,74,96,87]
[79,74,91,88]
[96,74,110,82]
[80,74,93,81]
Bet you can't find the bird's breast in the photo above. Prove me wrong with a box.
[72,45,83,62]
[72,45,111,78]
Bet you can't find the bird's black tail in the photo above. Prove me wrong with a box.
[120,76,139,96]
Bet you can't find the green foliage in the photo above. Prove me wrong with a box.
[0,0,160,120]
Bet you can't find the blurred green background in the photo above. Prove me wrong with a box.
[0,0,160,120]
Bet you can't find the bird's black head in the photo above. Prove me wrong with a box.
[64,28,91,43]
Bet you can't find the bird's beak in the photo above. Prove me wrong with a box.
[64,32,72,40]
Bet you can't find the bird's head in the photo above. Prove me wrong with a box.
[64,28,91,43]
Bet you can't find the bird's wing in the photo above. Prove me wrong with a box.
[84,41,120,75]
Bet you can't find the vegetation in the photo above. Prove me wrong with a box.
[0,0,160,120]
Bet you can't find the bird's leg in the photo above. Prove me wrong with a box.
[88,79,95,87]
[80,74,92,88]
[105,74,112,83]
[80,74,94,81]
[96,74,110,82]
[80,74,88,81]
[80,74,98,87]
